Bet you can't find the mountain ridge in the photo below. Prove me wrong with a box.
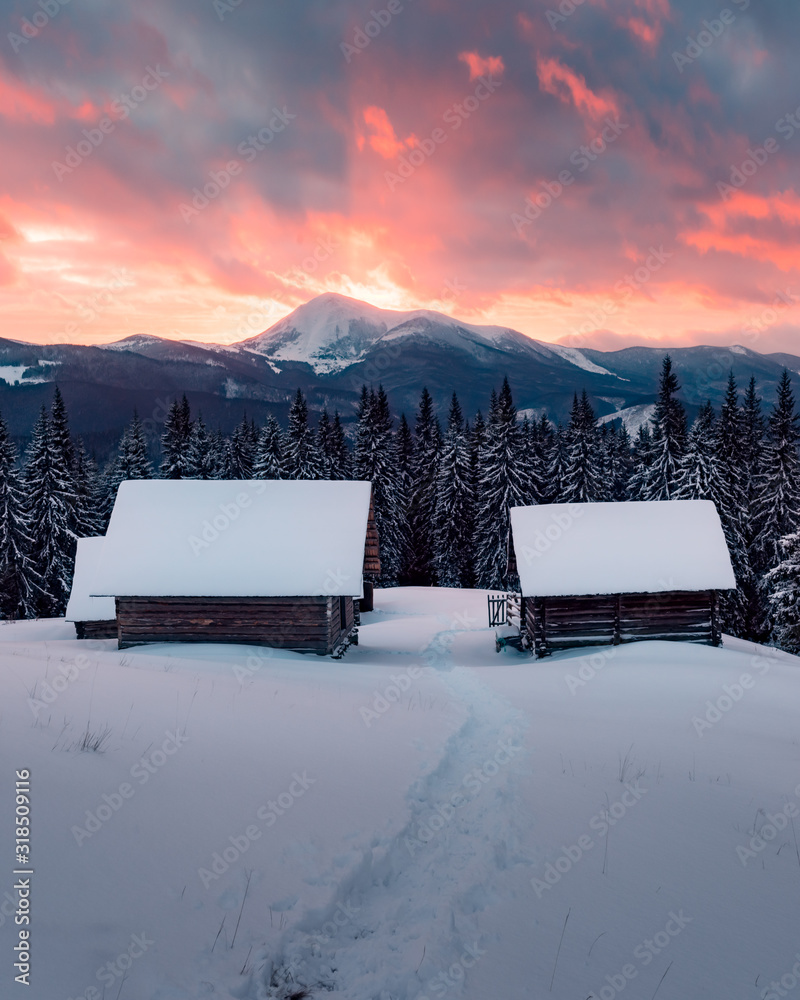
[1,292,798,457]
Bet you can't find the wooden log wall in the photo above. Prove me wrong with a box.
[526,591,719,658]
[363,494,382,580]
[116,596,355,653]
[76,620,118,640]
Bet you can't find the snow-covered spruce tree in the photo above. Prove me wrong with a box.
[405,387,442,585]
[283,389,321,480]
[627,422,655,499]
[50,386,76,481]
[713,374,756,637]
[395,412,414,491]
[73,440,106,536]
[674,401,718,501]
[751,369,800,576]
[641,355,687,500]
[328,412,351,480]
[740,378,770,640]
[545,423,569,503]
[674,398,746,633]
[230,415,258,478]
[317,409,351,480]
[0,413,41,618]
[121,411,152,480]
[159,395,192,479]
[603,422,633,501]
[353,386,406,584]
[765,531,800,653]
[433,392,474,587]
[316,409,334,479]
[562,390,606,503]
[525,413,551,505]
[208,429,232,479]
[742,376,765,520]
[185,416,217,479]
[23,406,76,615]
[473,377,529,590]
[254,415,284,479]
[465,410,487,586]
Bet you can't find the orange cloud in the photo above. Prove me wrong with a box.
[684,190,800,271]
[361,106,417,159]
[537,57,618,120]
[458,51,505,81]
[625,17,660,46]
[0,74,57,125]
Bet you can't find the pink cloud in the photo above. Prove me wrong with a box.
[536,57,619,120]
[458,51,505,81]
[361,106,417,159]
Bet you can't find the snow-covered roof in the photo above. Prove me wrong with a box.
[65,537,116,622]
[510,500,736,597]
[92,480,372,598]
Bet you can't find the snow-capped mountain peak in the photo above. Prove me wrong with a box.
[239,292,567,374]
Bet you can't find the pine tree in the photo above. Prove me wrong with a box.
[674,402,718,501]
[0,413,41,618]
[434,393,473,587]
[713,374,755,637]
[642,356,687,500]
[186,416,216,479]
[473,378,529,590]
[546,424,569,503]
[627,422,655,500]
[254,415,284,479]
[742,377,765,521]
[740,378,770,640]
[73,440,105,536]
[23,407,75,615]
[562,390,605,503]
[316,409,350,480]
[328,412,351,480]
[751,370,800,575]
[395,413,414,487]
[230,415,257,478]
[765,531,800,653]
[317,409,334,479]
[406,387,442,584]
[604,422,632,501]
[353,386,405,584]
[283,390,320,480]
[208,429,232,479]
[160,395,192,479]
[394,412,415,580]
[50,386,75,479]
[123,412,151,479]
[106,411,152,520]
[527,414,553,504]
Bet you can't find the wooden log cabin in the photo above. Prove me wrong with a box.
[509,500,736,658]
[91,480,375,655]
[65,536,118,640]
[361,494,381,611]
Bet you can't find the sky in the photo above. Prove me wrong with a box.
[1,0,799,353]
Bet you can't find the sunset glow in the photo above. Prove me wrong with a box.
[1,0,799,351]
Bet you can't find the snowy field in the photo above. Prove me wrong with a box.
[1,588,799,1000]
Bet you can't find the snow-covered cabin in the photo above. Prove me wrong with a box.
[92,480,374,654]
[65,537,117,640]
[509,500,736,657]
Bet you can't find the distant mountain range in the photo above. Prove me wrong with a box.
[2,292,798,458]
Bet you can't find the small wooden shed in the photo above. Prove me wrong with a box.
[92,480,374,654]
[65,537,117,640]
[509,500,736,657]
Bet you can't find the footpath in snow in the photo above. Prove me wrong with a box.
[0,588,799,1000]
